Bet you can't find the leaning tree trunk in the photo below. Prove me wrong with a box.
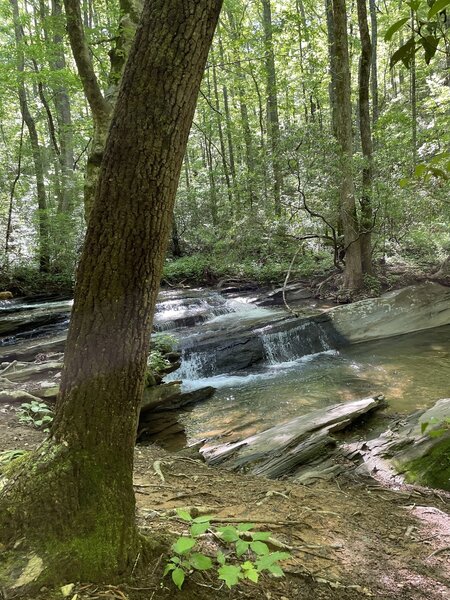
[0,0,222,589]
[332,0,363,291]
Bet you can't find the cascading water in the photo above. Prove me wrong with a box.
[153,292,235,331]
[260,321,336,365]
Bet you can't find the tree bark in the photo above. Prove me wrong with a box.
[0,0,222,587]
[332,0,363,291]
[10,0,50,273]
[369,0,378,125]
[261,0,282,217]
[357,0,374,275]
[51,0,76,216]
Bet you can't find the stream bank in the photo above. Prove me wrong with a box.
[1,283,450,598]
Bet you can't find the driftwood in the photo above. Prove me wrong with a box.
[201,396,386,479]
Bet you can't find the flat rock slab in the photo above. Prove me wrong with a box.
[330,282,450,343]
[201,395,386,479]
[346,398,450,491]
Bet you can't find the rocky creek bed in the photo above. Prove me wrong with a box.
[1,282,450,598]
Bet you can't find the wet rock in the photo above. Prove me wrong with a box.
[256,282,313,307]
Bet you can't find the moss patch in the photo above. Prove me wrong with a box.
[400,437,450,491]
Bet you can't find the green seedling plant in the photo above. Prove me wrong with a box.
[164,509,291,590]
[18,400,54,431]
[421,416,450,438]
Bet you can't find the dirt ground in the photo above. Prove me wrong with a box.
[1,403,449,600]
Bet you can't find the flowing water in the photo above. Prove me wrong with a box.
[1,289,449,447]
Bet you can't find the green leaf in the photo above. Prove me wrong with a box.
[430,152,450,163]
[189,552,213,570]
[421,421,429,434]
[163,563,176,576]
[256,552,291,571]
[250,541,270,556]
[414,164,427,177]
[390,37,416,69]
[218,564,242,588]
[428,0,450,19]
[430,167,448,179]
[235,539,250,557]
[190,522,210,537]
[399,177,410,188]
[420,35,439,64]
[192,515,213,523]
[406,0,422,9]
[217,526,240,542]
[245,568,259,583]
[237,523,255,532]
[176,509,192,522]
[268,564,285,577]
[172,567,185,590]
[172,537,196,555]
[384,17,409,42]
[251,532,272,541]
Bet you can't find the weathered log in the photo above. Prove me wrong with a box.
[201,395,386,479]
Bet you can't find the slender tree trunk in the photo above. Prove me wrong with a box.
[211,52,233,208]
[369,0,378,125]
[357,0,374,275]
[326,0,338,136]
[410,8,417,165]
[261,0,282,216]
[10,0,50,273]
[63,0,142,220]
[332,0,363,291]
[0,0,222,589]
[226,9,256,210]
[51,0,76,216]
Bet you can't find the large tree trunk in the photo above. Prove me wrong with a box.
[357,0,374,275]
[332,0,363,291]
[0,0,222,588]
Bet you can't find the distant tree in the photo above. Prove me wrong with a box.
[0,0,222,589]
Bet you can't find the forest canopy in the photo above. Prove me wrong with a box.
[0,0,449,290]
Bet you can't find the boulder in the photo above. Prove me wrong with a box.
[346,398,450,491]
[330,282,450,344]
[0,292,13,300]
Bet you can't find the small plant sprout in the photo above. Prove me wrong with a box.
[163,509,291,590]
[17,401,54,432]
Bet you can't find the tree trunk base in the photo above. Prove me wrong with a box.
[0,440,154,593]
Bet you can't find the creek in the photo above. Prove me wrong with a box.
[1,287,449,448]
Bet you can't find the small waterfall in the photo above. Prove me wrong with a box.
[260,321,334,365]
[166,349,217,381]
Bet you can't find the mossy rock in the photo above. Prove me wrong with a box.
[399,436,450,491]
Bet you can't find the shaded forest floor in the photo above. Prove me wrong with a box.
[1,409,449,600]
